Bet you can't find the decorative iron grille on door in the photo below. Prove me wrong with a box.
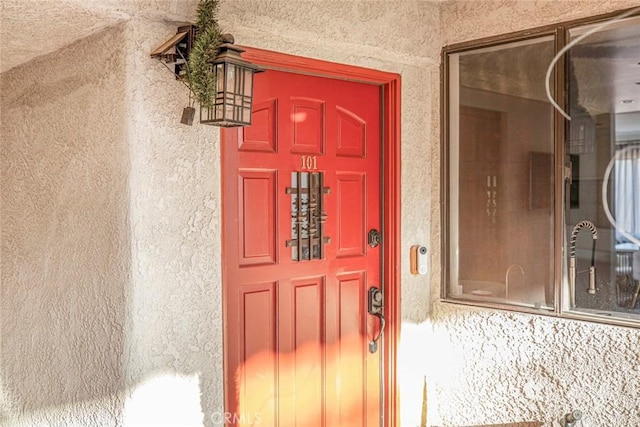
[286,172,330,261]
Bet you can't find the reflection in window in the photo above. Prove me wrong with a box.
[613,144,640,309]
[444,12,640,326]
[614,144,640,245]
[446,36,556,309]
[567,16,640,319]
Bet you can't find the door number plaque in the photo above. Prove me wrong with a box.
[300,155,318,170]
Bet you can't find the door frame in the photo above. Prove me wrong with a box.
[221,47,401,427]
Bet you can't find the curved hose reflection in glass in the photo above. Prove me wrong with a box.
[602,146,640,247]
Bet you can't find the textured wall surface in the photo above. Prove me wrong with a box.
[0,0,201,73]
[121,16,224,427]
[1,25,130,425]
[1,6,224,427]
[2,1,640,427]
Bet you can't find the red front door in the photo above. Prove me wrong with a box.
[223,69,382,427]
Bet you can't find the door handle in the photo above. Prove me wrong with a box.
[367,287,385,353]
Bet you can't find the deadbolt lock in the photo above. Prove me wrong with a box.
[368,228,381,248]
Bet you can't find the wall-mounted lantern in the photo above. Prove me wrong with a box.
[151,29,263,127]
[200,34,264,127]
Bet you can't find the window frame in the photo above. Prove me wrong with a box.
[440,7,640,328]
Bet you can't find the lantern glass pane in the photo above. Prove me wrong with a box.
[244,69,253,95]
[236,65,241,93]
[200,53,258,125]
[226,65,236,95]
[216,64,225,93]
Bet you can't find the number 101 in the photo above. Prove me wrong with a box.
[300,155,318,170]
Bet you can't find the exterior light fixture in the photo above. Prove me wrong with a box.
[151,29,263,127]
[200,34,264,127]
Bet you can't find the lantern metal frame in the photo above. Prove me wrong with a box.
[200,34,264,127]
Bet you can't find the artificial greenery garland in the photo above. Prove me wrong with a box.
[187,0,222,108]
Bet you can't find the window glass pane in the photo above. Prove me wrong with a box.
[566,16,640,321]
[447,36,556,309]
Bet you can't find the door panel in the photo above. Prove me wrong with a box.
[280,276,324,426]
[236,281,277,424]
[224,69,381,427]
[336,106,367,158]
[334,271,366,424]
[240,97,277,152]
[459,106,504,282]
[237,169,277,265]
[336,173,367,257]
[291,97,325,155]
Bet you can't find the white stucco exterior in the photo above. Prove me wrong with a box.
[1,1,639,426]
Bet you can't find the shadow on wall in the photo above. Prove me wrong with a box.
[0,25,129,423]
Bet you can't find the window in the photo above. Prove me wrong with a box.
[443,10,640,326]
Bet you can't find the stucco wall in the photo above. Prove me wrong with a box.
[2,1,640,427]
[1,9,225,427]
[1,25,130,425]
[121,17,224,427]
